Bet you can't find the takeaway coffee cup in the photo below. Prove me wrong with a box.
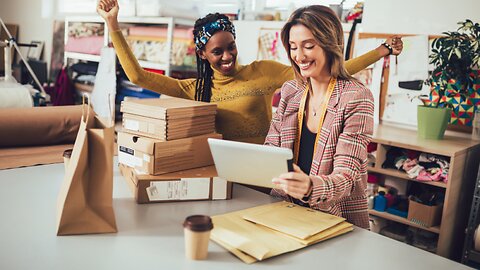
[183,215,214,260]
[63,149,73,170]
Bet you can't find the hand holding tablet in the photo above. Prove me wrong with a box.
[208,139,293,189]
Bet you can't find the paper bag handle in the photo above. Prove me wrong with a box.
[108,93,115,126]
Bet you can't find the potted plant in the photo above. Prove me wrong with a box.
[418,19,480,139]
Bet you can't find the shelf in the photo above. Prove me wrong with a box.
[65,52,101,62]
[65,16,104,23]
[368,167,447,188]
[467,249,480,264]
[64,53,186,73]
[372,124,480,157]
[65,16,194,77]
[118,17,194,26]
[170,65,196,73]
[138,60,169,70]
[369,209,441,234]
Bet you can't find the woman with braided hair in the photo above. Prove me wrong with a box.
[97,0,403,144]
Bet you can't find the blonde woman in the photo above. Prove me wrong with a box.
[267,5,374,228]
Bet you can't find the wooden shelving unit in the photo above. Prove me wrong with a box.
[367,167,447,188]
[63,16,195,76]
[369,124,480,260]
[369,209,440,234]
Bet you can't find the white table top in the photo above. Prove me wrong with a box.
[0,161,471,270]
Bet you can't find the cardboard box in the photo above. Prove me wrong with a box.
[407,199,443,227]
[119,164,233,203]
[117,131,222,175]
[120,97,217,120]
[122,112,216,141]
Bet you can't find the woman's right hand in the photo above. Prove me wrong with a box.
[97,0,120,30]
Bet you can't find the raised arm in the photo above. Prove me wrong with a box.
[345,36,403,75]
[97,0,194,99]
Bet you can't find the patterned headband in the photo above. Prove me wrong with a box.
[194,18,236,50]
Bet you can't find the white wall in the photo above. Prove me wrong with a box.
[0,0,56,70]
[362,0,479,35]
[234,20,287,65]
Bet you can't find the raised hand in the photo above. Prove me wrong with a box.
[385,35,403,56]
[97,0,119,28]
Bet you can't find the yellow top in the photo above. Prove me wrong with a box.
[111,30,382,143]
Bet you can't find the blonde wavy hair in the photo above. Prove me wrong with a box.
[281,5,353,83]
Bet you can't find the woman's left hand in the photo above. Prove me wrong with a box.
[272,164,312,200]
[385,35,403,56]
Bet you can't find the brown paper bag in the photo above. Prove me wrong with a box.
[56,105,117,235]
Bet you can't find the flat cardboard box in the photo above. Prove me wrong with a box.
[117,131,222,175]
[122,112,216,141]
[119,164,233,203]
[120,97,217,120]
[407,199,443,227]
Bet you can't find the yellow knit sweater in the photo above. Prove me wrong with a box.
[111,30,382,143]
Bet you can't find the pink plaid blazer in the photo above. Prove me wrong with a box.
[265,78,374,229]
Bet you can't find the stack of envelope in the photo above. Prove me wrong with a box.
[211,201,353,263]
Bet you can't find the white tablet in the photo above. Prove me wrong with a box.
[208,138,293,188]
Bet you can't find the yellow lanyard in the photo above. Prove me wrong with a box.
[294,77,337,164]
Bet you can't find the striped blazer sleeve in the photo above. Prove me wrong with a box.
[308,85,374,207]
[265,82,296,200]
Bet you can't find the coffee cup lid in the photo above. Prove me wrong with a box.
[183,215,213,232]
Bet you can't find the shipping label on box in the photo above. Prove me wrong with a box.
[119,164,232,203]
[118,145,143,168]
[146,178,211,201]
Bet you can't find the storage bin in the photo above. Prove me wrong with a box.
[407,199,443,227]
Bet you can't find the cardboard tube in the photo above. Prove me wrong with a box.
[0,105,93,147]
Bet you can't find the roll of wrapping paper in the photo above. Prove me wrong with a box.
[0,105,94,147]
[474,224,480,251]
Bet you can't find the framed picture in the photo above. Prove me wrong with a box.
[257,28,289,65]
[27,40,44,60]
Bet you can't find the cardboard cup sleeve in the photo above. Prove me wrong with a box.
[0,105,92,147]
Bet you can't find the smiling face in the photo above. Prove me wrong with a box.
[197,31,238,75]
[288,24,330,81]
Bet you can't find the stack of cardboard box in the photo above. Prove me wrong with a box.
[117,97,232,203]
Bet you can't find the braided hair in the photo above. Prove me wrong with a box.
[193,13,235,102]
